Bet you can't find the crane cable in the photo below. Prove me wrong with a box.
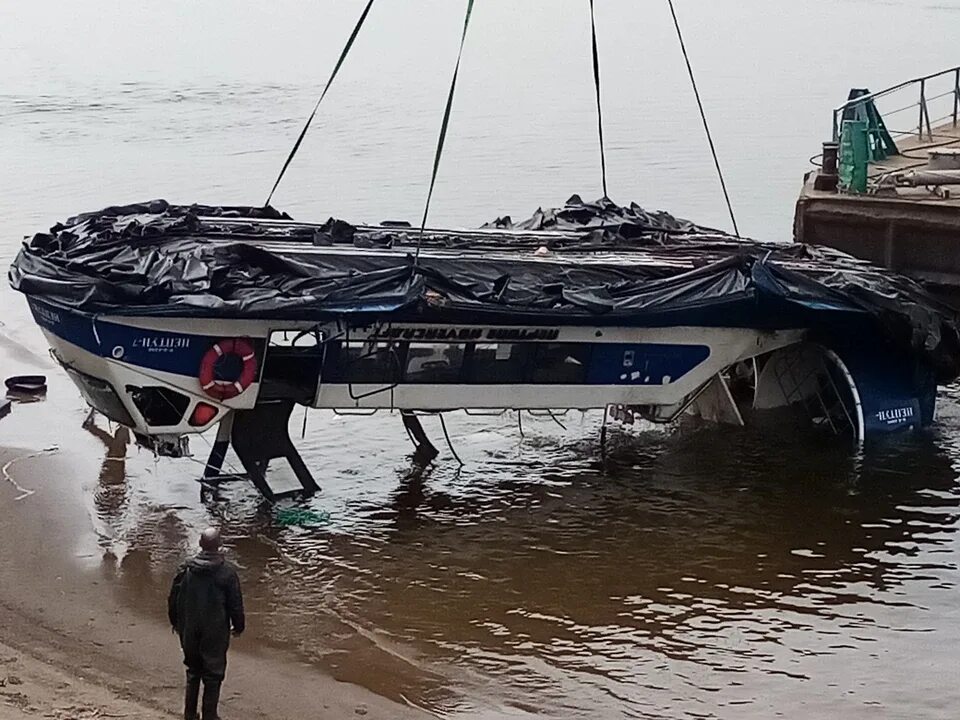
[666,0,740,237]
[264,0,737,239]
[587,0,609,199]
[264,0,377,208]
[414,0,475,263]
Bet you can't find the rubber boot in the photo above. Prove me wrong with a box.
[201,679,222,720]
[184,677,201,720]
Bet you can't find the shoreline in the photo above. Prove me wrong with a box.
[0,312,432,720]
[0,599,175,720]
[0,450,430,720]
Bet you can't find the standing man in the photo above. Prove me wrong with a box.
[168,528,245,720]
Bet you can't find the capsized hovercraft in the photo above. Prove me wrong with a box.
[9,195,960,498]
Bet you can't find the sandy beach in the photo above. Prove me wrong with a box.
[0,622,174,720]
[0,593,422,720]
[0,449,428,720]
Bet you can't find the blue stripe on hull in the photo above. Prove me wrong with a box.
[28,298,98,353]
[27,298,240,378]
[587,344,710,385]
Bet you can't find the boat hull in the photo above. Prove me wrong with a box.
[28,294,933,445]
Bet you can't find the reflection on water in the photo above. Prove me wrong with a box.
[84,410,130,517]
[98,411,960,718]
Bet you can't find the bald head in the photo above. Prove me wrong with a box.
[199,527,221,552]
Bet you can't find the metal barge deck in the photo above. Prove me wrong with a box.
[795,66,960,306]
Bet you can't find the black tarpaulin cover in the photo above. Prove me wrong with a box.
[10,195,960,381]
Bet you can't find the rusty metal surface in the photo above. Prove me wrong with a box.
[796,120,960,305]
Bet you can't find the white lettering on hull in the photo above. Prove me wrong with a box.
[876,406,914,423]
[132,336,191,352]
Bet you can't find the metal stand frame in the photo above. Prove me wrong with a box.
[202,401,320,501]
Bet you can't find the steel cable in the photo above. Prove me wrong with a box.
[588,0,609,198]
[264,0,377,207]
[666,0,740,237]
[414,0,476,263]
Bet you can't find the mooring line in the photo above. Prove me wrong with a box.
[438,413,465,466]
[264,0,378,207]
[666,0,740,237]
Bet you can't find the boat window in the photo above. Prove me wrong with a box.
[338,341,402,384]
[530,343,592,384]
[466,343,533,383]
[268,329,321,347]
[128,386,190,426]
[261,330,323,403]
[405,343,465,383]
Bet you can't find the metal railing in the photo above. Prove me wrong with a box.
[832,65,960,142]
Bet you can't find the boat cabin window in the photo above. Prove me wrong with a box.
[324,339,595,384]
[261,330,322,403]
[339,341,402,384]
[465,343,590,384]
[530,343,591,384]
[466,343,533,383]
[405,343,465,383]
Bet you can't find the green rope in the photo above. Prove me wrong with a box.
[275,507,332,527]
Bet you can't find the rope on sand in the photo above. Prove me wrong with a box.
[2,446,59,501]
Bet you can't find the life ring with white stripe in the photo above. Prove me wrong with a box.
[198,338,258,400]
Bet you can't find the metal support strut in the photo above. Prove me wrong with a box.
[401,411,440,465]
[203,401,320,501]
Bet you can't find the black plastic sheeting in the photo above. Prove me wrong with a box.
[483,193,706,234]
[10,196,960,381]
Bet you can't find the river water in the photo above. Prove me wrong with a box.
[3,0,960,717]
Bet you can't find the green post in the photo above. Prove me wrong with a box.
[839,119,869,193]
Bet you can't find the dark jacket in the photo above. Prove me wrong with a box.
[168,551,245,638]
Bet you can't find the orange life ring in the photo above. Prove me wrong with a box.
[198,338,258,400]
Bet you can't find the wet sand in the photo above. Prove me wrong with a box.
[0,450,428,720]
[0,636,171,719]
